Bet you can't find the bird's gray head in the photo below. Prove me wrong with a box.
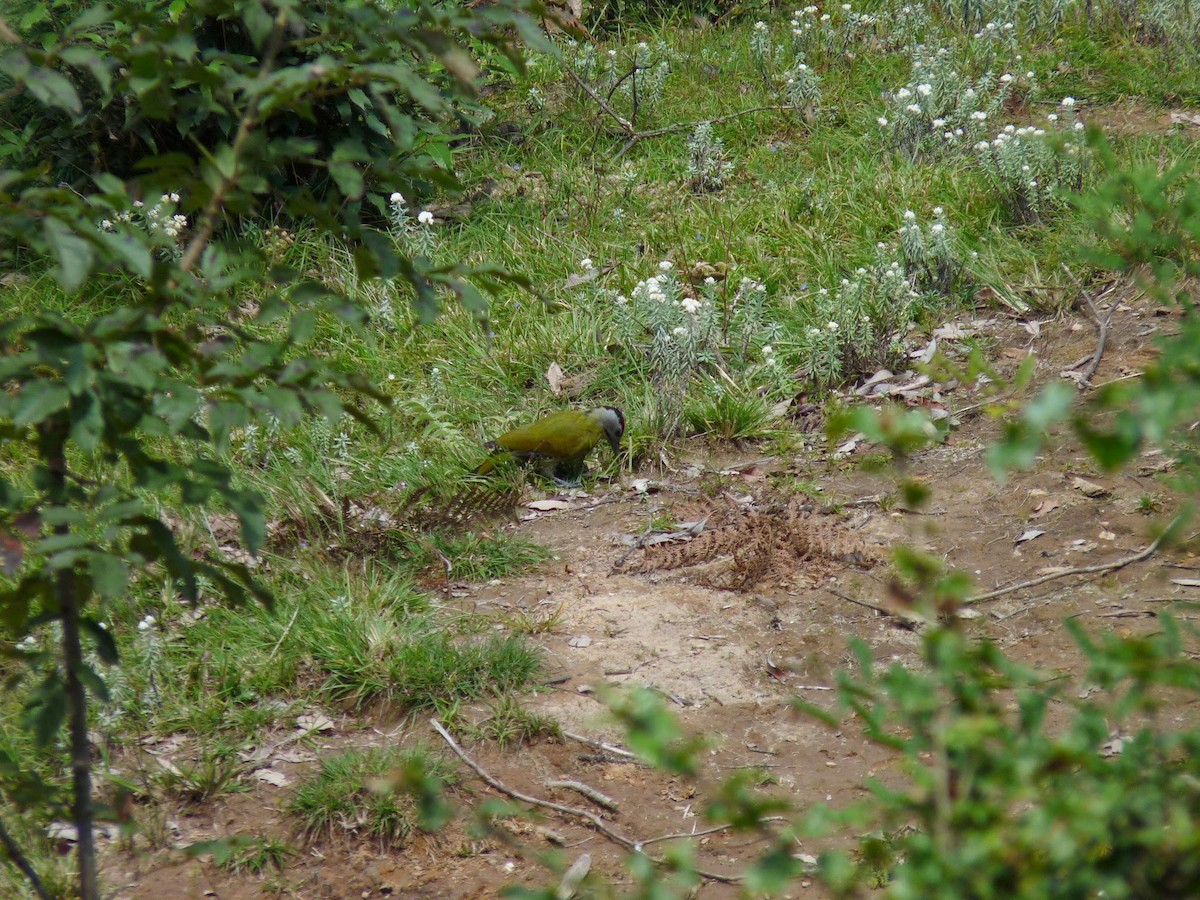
[591,406,625,455]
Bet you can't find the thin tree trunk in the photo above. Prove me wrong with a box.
[43,428,99,900]
[0,815,50,900]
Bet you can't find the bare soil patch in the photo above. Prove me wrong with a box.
[102,294,1198,898]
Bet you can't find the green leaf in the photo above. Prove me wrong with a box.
[13,381,70,428]
[87,552,128,600]
[43,217,94,292]
[242,0,274,49]
[81,616,120,665]
[25,672,66,747]
[60,45,112,96]
[69,390,104,452]
[75,660,111,701]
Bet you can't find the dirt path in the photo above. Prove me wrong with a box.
[106,296,1197,898]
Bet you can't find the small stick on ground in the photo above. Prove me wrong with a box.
[431,719,739,884]
[823,587,921,629]
[967,520,1178,605]
[561,731,638,760]
[544,779,619,812]
[1062,264,1118,387]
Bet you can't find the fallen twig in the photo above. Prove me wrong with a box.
[545,779,619,812]
[615,105,801,158]
[966,519,1179,605]
[823,587,921,629]
[266,603,301,662]
[431,719,739,884]
[561,65,799,161]
[1062,265,1118,387]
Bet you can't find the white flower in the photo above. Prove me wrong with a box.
[418,210,434,225]
[658,260,673,271]
[762,344,774,355]
[827,321,839,331]
[932,117,945,128]
[168,192,180,203]
[1047,113,1059,122]
[390,192,404,204]
[1074,121,1085,131]
[971,110,988,121]
[975,141,990,151]
[904,209,916,221]
[137,615,156,631]
[1061,96,1076,108]
[931,223,945,234]
[896,87,912,100]
[877,116,889,127]
[703,276,716,285]
[754,20,767,30]
[905,104,921,115]
[680,297,702,314]
[672,326,688,337]
[388,373,396,380]
[616,294,628,306]
[1004,124,1016,133]
[580,258,594,270]
[100,219,113,231]
[933,206,944,216]
[917,83,932,96]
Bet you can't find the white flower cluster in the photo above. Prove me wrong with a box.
[99,192,188,248]
[795,260,918,387]
[878,44,1034,159]
[974,97,1087,225]
[610,264,779,395]
[785,61,822,116]
[897,206,965,295]
[388,191,436,257]
[687,121,734,192]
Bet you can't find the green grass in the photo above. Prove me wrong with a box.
[290,745,456,847]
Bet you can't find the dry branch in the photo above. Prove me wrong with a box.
[431,718,739,884]
[966,519,1178,605]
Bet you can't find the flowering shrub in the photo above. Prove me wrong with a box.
[606,262,782,435]
[98,193,188,258]
[975,97,1087,224]
[877,45,1035,159]
[687,121,733,192]
[565,39,672,127]
[787,206,969,387]
[792,264,918,387]
[898,206,968,295]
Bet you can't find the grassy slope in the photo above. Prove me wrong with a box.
[2,0,1199,892]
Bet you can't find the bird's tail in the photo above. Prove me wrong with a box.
[474,444,512,476]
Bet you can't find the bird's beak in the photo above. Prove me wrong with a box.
[608,433,622,456]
